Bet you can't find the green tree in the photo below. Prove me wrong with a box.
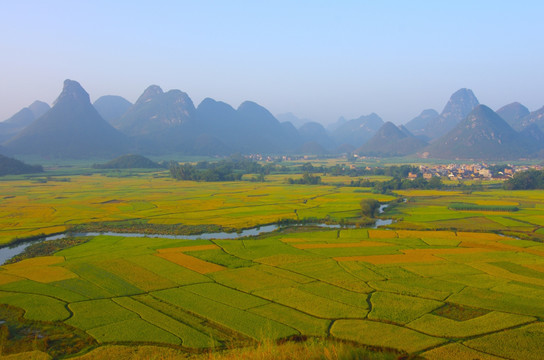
[360,198,380,218]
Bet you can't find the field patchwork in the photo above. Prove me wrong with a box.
[2,182,544,358]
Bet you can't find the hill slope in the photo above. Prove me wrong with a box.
[92,154,162,169]
[424,105,537,160]
[357,122,427,157]
[404,109,439,139]
[0,154,43,176]
[298,122,336,151]
[236,101,300,153]
[331,113,384,148]
[4,80,129,158]
[0,101,50,142]
[93,95,133,123]
[114,85,196,137]
[516,106,544,132]
[423,88,479,139]
[496,102,530,130]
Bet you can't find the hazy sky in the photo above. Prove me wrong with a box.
[0,1,542,124]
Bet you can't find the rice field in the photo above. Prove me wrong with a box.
[0,172,395,244]
[2,169,544,358]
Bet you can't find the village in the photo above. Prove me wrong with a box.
[414,163,543,181]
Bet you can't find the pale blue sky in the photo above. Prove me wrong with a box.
[0,1,542,124]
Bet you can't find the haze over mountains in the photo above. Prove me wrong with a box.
[1,79,543,161]
[357,122,427,157]
[0,100,50,143]
[424,105,543,160]
[4,80,129,158]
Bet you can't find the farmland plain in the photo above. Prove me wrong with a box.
[1,167,544,359]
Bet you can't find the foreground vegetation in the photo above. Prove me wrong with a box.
[2,160,544,359]
[1,225,544,359]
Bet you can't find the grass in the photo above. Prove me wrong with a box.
[155,251,227,274]
[0,292,69,322]
[66,262,142,296]
[66,299,138,330]
[448,202,519,212]
[181,282,269,310]
[0,172,395,245]
[407,311,535,337]
[87,318,181,344]
[330,319,445,353]
[248,303,330,336]
[131,294,244,346]
[297,281,369,308]
[112,297,213,347]
[368,292,443,324]
[209,267,299,292]
[95,258,177,291]
[151,287,298,340]
[3,169,544,358]
[0,279,87,302]
[68,338,402,360]
[254,287,367,319]
[281,259,373,293]
[463,322,544,360]
[1,256,77,283]
[0,304,95,359]
[185,249,254,269]
[127,254,212,285]
[432,302,490,321]
[421,343,503,360]
[447,286,544,317]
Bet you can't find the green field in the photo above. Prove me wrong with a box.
[2,165,544,359]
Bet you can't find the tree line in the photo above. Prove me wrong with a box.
[169,158,271,182]
[503,169,544,190]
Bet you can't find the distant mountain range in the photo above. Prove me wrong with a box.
[330,113,384,148]
[404,109,439,141]
[1,80,543,161]
[4,80,129,158]
[0,100,49,143]
[93,95,133,123]
[275,113,313,128]
[357,122,427,157]
[423,105,543,160]
[407,88,480,140]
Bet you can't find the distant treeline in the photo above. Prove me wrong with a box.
[169,158,272,182]
[300,163,419,178]
[504,169,544,190]
[286,172,322,185]
[349,176,444,194]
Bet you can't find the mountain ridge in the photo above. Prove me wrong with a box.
[424,104,539,160]
[4,80,129,158]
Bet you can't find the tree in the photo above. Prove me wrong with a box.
[428,176,443,189]
[360,198,380,218]
[504,169,544,190]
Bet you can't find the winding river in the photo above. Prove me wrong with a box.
[0,204,397,264]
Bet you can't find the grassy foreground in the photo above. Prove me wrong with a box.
[0,340,401,360]
[0,227,543,359]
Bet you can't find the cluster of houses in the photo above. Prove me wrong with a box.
[411,164,543,181]
[243,154,543,182]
